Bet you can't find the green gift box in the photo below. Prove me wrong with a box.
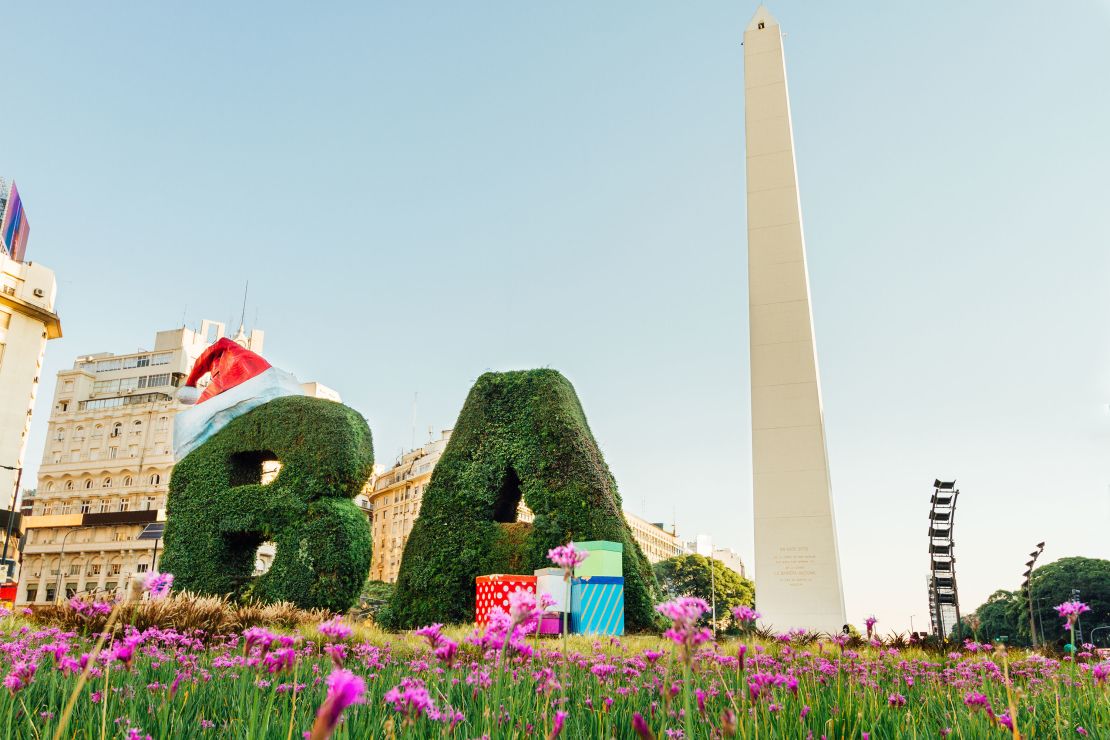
[573,540,623,578]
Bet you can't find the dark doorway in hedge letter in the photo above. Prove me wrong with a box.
[161,395,374,612]
[387,369,659,631]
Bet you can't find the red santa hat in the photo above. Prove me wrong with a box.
[177,337,273,405]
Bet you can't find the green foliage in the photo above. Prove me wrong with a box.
[162,396,374,612]
[354,580,396,624]
[1027,556,1110,645]
[970,590,1026,646]
[388,369,660,631]
[654,554,754,630]
[964,557,1110,648]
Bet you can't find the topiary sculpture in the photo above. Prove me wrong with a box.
[161,395,374,612]
[388,369,660,630]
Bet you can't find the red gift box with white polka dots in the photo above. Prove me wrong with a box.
[474,574,537,625]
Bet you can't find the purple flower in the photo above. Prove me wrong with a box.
[888,693,906,707]
[732,605,760,623]
[631,712,655,739]
[508,589,542,632]
[547,710,568,739]
[143,572,174,599]
[127,729,152,740]
[318,617,352,641]
[243,627,276,654]
[2,660,36,695]
[383,677,435,718]
[548,542,589,572]
[432,639,458,667]
[308,668,366,740]
[264,648,296,674]
[1055,601,1091,629]
[657,597,712,661]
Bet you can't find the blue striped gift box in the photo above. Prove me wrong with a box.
[570,576,624,636]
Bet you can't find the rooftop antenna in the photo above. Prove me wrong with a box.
[238,281,249,335]
[180,305,188,328]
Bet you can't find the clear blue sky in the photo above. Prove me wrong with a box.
[5,2,1109,630]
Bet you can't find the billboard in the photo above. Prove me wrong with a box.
[0,181,30,262]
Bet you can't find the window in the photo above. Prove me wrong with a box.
[78,392,172,411]
[64,480,74,491]
[25,588,37,603]
[68,564,80,576]
[102,478,112,488]
[93,379,119,394]
[136,563,149,573]
[149,474,161,486]
[145,496,157,510]
[74,426,85,440]
[58,401,68,413]
[108,448,118,460]
[87,563,102,576]
[111,423,122,438]
[95,359,122,373]
[114,530,127,542]
[109,564,122,576]
[44,482,54,493]
[84,479,93,490]
[156,416,168,431]
[80,501,90,514]
[45,588,55,602]
[56,428,65,442]
[151,353,171,366]
[123,476,133,487]
[0,310,9,329]
[119,498,130,511]
[139,374,172,389]
[122,355,150,370]
[118,377,139,393]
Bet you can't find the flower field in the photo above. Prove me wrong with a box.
[0,601,1106,739]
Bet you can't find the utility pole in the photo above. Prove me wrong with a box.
[1022,542,1045,648]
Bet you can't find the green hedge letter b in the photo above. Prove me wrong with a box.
[161,395,374,612]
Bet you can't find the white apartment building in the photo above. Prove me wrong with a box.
[17,320,263,604]
[625,511,687,564]
[0,253,61,579]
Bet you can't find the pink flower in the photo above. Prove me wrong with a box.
[631,712,655,739]
[309,668,366,740]
[433,639,458,666]
[547,710,568,739]
[508,589,542,633]
[732,605,760,623]
[264,648,296,674]
[657,597,712,661]
[127,729,152,740]
[888,693,906,707]
[2,660,36,695]
[318,617,352,641]
[143,572,174,599]
[548,542,589,572]
[1055,601,1091,629]
[383,677,435,718]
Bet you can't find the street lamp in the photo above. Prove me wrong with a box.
[54,527,81,604]
[0,464,22,581]
[1022,541,1046,648]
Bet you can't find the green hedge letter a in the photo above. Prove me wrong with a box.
[388,369,659,631]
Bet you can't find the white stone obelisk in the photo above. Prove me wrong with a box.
[744,6,847,632]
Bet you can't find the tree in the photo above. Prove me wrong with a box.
[1026,557,1110,646]
[654,554,754,631]
[970,590,1025,646]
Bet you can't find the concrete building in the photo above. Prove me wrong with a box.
[0,253,61,578]
[711,547,747,580]
[17,320,263,604]
[625,511,686,564]
[744,6,846,631]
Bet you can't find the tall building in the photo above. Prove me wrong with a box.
[625,511,687,564]
[744,7,846,631]
[17,320,263,604]
[0,253,61,578]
